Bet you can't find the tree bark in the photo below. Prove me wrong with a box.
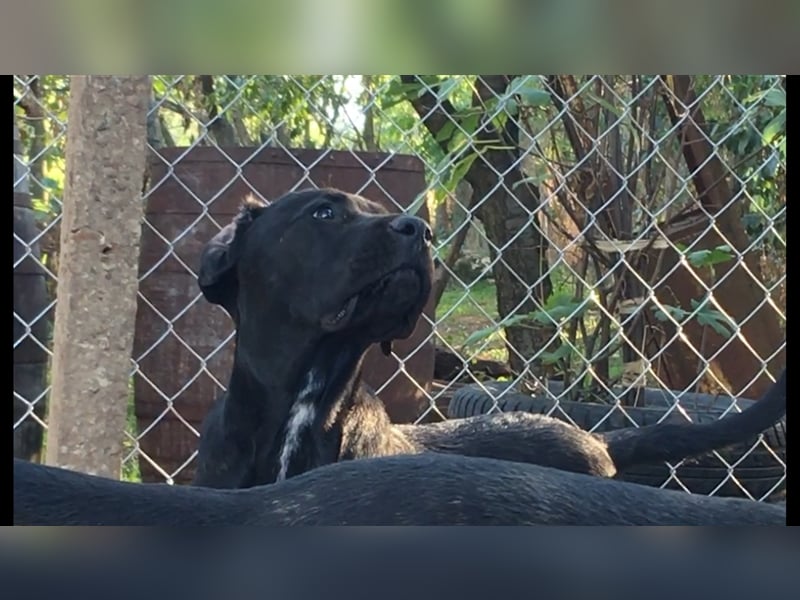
[198,75,238,146]
[13,116,51,461]
[651,75,785,397]
[45,76,150,478]
[431,183,478,310]
[361,75,378,151]
[401,75,553,375]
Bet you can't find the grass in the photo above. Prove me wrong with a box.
[434,278,626,383]
[435,279,508,363]
[121,382,142,482]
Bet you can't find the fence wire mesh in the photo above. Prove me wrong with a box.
[13,75,786,498]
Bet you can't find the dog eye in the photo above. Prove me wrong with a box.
[312,206,335,220]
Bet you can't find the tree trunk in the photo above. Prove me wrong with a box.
[545,75,651,401]
[402,75,553,376]
[13,116,51,461]
[198,75,238,146]
[470,76,554,373]
[431,182,478,310]
[361,75,378,151]
[45,76,150,478]
[649,75,785,397]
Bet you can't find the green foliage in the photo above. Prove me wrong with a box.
[652,297,735,339]
[699,75,785,247]
[540,343,574,365]
[690,298,735,338]
[509,76,551,107]
[461,291,592,350]
[14,74,783,390]
[460,312,528,350]
[14,75,70,225]
[651,244,737,339]
[681,244,734,269]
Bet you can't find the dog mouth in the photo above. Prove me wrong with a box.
[320,294,360,331]
[320,267,424,334]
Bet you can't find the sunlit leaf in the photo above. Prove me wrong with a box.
[762,110,786,146]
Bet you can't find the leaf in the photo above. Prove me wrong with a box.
[511,173,550,190]
[761,109,786,146]
[432,153,454,180]
[541,344,572,365]
[526,294,590,325]
[461,313,530,349]
[737,133,750,156]
[459,113,481,137]
[761,153,779,179]
[510,77,551,107]
[381,80,424,108]
[405,192,429,217]
[547,302,588,322]
[500,96,518,116]
[695,311,734,338]
[490,112,508,132]
[435,77,460,101]
[763,88,786,108]
[741,212,762,231]
[689,298,705,311]
[702,245,734,267]
[685,245,733,268]
[546,291,578,307]
[586,92,623,117]
[519,88,551,107]
[33,209,51,224]
[685,249,710,265]
[527,309,551,325]
[447,151,480,188]
[688,298,735,339]
[31,197,50,214]
[417,75,444,88]
[707,318,734,338]
[40,176,60,191]
[652,308,669,322]
[435,120,456,143]
[652,304,688,322]
[461,325,497,349]
[502,314,534,328]
[417,84,435,98]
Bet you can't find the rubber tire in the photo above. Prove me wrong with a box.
[446,381,786,499]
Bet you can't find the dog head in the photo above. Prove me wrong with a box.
[198,188,433,348]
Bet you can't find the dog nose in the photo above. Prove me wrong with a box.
[389,215,433,245]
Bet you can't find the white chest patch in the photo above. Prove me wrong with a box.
[276,372,322,481]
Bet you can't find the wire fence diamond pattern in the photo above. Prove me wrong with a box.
[13,74,786,496]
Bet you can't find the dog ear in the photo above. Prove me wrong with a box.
[198,196,266,313]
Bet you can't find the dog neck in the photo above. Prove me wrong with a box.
[271,332,420,482]
[272,334,369,481]
[224,314,380,483]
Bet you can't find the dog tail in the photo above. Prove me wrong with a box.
[600,369,786,471]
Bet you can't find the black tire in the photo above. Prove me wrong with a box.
[619,466,786,499]
[446,381,786,499]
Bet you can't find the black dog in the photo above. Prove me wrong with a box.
[193,188,787,488]
[13,455,786,526]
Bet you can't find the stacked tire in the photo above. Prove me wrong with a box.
[447,380,786,500]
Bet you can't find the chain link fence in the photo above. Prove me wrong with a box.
[13,75,786,498]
